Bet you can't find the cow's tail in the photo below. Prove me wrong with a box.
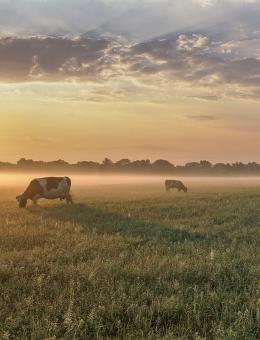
[65,177,71,189]
[64,177,73,204]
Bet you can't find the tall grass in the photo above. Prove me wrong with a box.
[0,184,259,339]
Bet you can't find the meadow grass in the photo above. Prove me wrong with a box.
[0,181,259,339]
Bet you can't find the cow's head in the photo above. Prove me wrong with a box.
[16,195,28,208]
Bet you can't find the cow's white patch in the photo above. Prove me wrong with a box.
[35,177,70,200]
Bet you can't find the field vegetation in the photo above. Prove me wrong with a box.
[0,177,259,339]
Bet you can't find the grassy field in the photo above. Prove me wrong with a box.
[0,178,259,339]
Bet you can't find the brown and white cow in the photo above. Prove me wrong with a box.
[16,177,73,208]
[165,180,188,193]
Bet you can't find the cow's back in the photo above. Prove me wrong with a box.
[165,179,179,187]
[39,177,71,199]
[165,179,186,191]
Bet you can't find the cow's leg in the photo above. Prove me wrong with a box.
[66,194,73,205]
[32,198,38,205]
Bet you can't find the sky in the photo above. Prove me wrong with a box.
[0,0,260,164]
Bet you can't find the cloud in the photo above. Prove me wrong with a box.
[31,137,55,145]
[0,33,259,100]
[186,114,220,121]
[0,36,111,82]
[0,0,130,36]
[194,0,257,6]
[127,36,260,97]
[0,0,259,42]
[177,34,209,51]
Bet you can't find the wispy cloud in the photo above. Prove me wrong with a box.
[0,0,259,40]
[186,114,220,121]
[0,32,259,100]
[0,0,259,103]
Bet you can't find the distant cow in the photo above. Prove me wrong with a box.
[165,180,187,193]
[16,177,73,208]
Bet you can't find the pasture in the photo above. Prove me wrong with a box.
[0,176,259,339]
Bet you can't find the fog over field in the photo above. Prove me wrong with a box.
[1,172,260,195]
[1,173,260,186]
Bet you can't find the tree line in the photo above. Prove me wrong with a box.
[1,158,260,175]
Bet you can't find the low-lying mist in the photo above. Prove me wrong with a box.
[1,172,260,189]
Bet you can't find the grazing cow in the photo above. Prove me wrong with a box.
[16,177,73,208]
[165,180,188,193]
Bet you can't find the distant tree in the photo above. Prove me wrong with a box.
[232,162,245,168]
[185,162,200,169]
[120,159,151,173]
[214,163,226,169]
[130,159,151,170]
[0,161,15,170]
[247,162,259,170]
[102,158,113,166]
[77,161,99,167]
[101,158,114,171]
[47,159,69,168]
[17,158,35,168]
[248,162,258,168]
[1,158,260,175]
[115,159,131,167]
[214,163,227,170]
[199,160,212,168]
[76,161,100,170]
[152,159,174,172]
